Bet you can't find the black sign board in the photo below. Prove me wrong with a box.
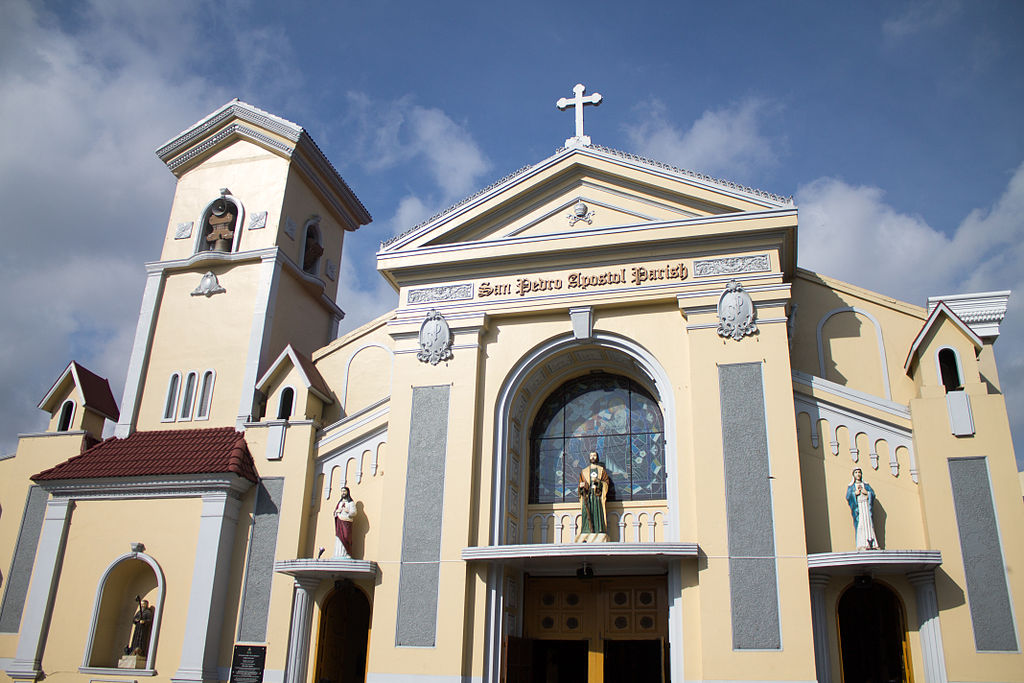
[229,644,267,683]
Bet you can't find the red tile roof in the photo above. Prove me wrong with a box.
[73,362,121,421]
[32,427,259,483]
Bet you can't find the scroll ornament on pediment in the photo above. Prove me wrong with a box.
[417,309,454,365]
[717,280,757,340]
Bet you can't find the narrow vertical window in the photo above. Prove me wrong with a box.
[196,371,214,419]
[179,372,197,420]
[57,400,75,431]
[278,387,295,420]
[163,374,181,421]
[939,348,962,392]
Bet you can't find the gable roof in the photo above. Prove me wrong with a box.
[379,143,794,252]
[256,345,333,404]
[156,99,371,229]
[904,301,984,372]
[38,361,120,422]
[32,427,258,483]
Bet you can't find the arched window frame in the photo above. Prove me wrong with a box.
[162,373,181,422]
[936,347,964,393]
[301,218,323,275]
[179,371,199,421]
[528,371,666,504]
[57,399,75,432]
[278,386,295,420]
[81,551,166,672]
[194,369,216,421]
[194,194,245,254]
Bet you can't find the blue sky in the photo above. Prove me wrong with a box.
[1,0,1023,466]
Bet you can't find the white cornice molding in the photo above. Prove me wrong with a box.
[274,558,379,579]
[316,399,390,451]
[146,247,345,320]
[792,371,909,420]
[36,473,254,500]
[927,290,1010,339]
[807,550,941,573]
[156,100,370,227]
[381,145,793,252]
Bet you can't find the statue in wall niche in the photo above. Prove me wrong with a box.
[204,197,236,251]
[846,468,880,550]
[126,597,153,657]
[303,229,323,272]
[334,486,358,558]
[576,451,610,542]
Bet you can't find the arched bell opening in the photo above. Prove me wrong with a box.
[314,580,371,683]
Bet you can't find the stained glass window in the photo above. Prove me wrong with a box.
[529,373,666,503]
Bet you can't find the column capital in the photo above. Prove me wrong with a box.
[906,568,937,587]
[809,572,831,589]
[293,576,321,593]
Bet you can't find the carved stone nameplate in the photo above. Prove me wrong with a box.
[417,309,454,365]
[717,280,757,340]
[408,284,474,305]
[694,254,770,278]
[175,221,194,239]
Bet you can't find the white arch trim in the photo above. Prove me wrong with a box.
[816,306,892,400]
[81,550,166,672]
[935,346,965,391]
[483,330,681,683]
[339,342,394,412]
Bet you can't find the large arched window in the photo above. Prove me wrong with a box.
[530,373,665,503]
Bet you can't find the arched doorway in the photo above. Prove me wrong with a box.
[837,579,912,683]
[314,581,371,683]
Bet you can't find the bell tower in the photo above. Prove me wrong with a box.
[114,100,372,437]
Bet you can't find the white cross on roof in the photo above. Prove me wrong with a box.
[556,83,602,148]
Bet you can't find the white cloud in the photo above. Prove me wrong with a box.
[344,92,491,200]
[0,0,228,454]
[883,0,961,40]
[623,98,782,180]
[798,164,1024,464]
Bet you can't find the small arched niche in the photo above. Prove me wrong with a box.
[302,219,324,274]
[937,347,963,392]
[83,552,165,670]
[57,399,75,432]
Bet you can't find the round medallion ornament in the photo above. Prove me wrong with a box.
[717,279,758,341]
[416,309,454,365]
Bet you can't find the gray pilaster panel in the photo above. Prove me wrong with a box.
[238,477,285,642]
[719,363,781,650]
[947,457,1018,651]
[0,486,48,633]
[396,385,450,646]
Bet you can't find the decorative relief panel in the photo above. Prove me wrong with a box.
[694,254,770,277]
[174,221,194,239]
[407,283,474,305]
[566,200,595,226]
[717,280,758,340]
[325,259,338,281]
[416,309,454,365]
[191,271,226,297]
[248,211,267,230]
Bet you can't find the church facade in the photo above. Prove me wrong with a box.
[1,97,1022,683]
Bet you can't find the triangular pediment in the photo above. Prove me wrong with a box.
[381,145,792,252]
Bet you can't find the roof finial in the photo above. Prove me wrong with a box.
[557,83,602,148]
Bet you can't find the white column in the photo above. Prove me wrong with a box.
[282,577,320,683]
[173,491,243,683]
[809,572,831,683]
[667,564,685,683]
[115,269,165,438]
[908,569,948,683]
[6,498,73,681]
[236,254,281,428]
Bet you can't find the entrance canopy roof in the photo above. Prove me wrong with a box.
[463,542,698,575]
